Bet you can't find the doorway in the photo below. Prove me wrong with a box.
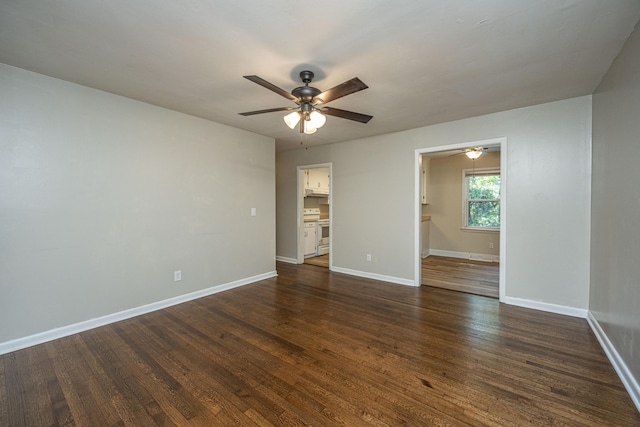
[297,163,332,269]
[415,138,506,301]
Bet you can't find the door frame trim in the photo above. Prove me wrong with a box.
[414,137,507,301]
[297,163,333,267]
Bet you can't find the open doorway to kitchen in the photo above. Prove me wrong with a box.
[415,138,506,300]
[297,163,332,268]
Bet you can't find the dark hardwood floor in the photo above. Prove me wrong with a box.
[1,262,638,426]
[422,255,499,298]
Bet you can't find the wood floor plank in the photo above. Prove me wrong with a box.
[127,319,261,425]
[53,335,125,426]
[1,262,639,426]
[0,356,6,425]
[169,303,386,426]
[208,288,479,424]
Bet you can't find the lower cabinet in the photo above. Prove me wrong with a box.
[304,223,317,257]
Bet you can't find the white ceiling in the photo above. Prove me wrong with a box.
[1,1,639,152]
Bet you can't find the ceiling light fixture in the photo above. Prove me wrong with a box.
[284,109,326,134]
[465,149,483,160]
[309,110,326,128]
[284,111,301,129]
[303,120,317,134]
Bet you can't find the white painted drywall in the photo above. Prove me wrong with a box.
[0,64,275,343]
[591,26,640,387]
[277,96,592,309]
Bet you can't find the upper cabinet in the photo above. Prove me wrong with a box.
[421,156,430,204]
[305,167,330,197]
[306,167,330,191]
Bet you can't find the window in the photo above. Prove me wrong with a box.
[462,168,500,230]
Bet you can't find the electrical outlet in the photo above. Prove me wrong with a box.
[251,207,257,216]
[489,242,494,249]
[366,254,372,261]
[174,270,182,282]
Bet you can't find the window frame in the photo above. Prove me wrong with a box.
[461,167,501,232]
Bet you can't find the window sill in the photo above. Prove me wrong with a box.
[460,227,500,233]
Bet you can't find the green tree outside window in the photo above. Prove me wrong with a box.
[466,174,500,228]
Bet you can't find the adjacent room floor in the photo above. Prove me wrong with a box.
[304,254,329,268]
[422,255,499,298]
[306,254,500,299]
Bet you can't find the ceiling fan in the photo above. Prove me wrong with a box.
[451,146,500,159]
[239,70,373,135]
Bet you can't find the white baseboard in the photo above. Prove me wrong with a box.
[502,296,588,318]
[276,256,298,264]
[428,248,499,263]
[0,270,278,356]
[331,266,417,287]
[587,311,640,413]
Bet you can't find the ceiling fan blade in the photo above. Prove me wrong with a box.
[320,107,373,123]
[243,75,299,103]
[239,106,298,116]
[313,77,368,104]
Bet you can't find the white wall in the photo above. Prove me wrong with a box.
[591,25,640,397]
[277,96,592,310]
[0,64,276,344]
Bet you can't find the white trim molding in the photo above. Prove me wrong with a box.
[331,266,417,287]
[0,271,278,356]
[587,311,640,413]
[276,256,298,264]
[502,296,588,318]
[428,249,499,263]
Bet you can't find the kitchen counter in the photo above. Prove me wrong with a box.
[305,216,330,222]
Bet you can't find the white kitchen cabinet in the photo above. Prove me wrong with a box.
[304,222,317,257]
[304,170,311,190]
[306,168,330,192]
[421,155,430,204]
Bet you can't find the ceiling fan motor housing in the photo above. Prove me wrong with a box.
[292,71,321,120]
[292,85,321,102]
[292,71,321,103]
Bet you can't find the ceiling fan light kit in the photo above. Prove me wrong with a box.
[239,70,372,135]
[309,110,326,128]
[284,111,301,129]
[465,149,483,160]
[283,110,326,134]
[303,121,317,134]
